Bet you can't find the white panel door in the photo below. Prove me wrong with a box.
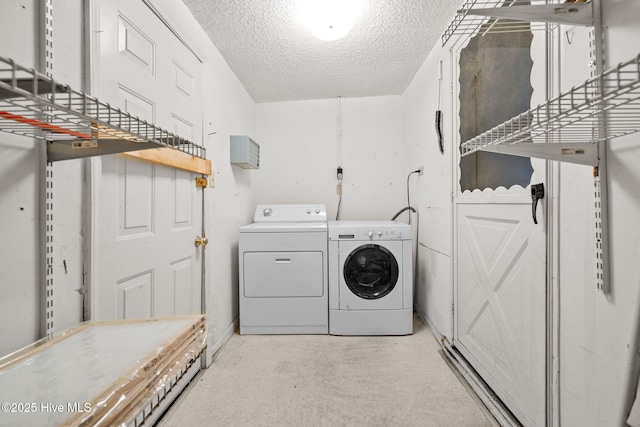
[455,200,545,425]
[451,24,548,426]
[91,0,203,320]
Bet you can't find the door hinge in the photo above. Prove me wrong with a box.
[195,177,208,188]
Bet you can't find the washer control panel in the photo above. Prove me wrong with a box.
[328,221,410,241]
[254,204,327,223]
[365,229,404,240]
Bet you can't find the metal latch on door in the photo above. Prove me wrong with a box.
[531,183,545,225]
[195,234,209,248]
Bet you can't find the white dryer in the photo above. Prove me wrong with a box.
[239,204,328,334]
[328,220,413,335]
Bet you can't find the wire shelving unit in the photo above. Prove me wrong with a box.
[460,53,640,165]
[0,55,207,162]
[442,0,593,46]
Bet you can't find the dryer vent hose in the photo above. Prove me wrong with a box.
[391,206,416,221]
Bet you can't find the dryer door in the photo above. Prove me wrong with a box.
[244,251,324,297]
[343,244,399,302]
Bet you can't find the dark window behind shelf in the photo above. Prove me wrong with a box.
[458,20,534,192]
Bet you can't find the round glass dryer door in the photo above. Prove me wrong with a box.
[343,244,399,300]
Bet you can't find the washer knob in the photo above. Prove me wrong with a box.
[307,209,311,214]
[315,209,321,214]
[263,208,272,217]
[377,230,383,237]
[367,230,374,238]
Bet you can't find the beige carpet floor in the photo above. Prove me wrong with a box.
[157,315,496,427]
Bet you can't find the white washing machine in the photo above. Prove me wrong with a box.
[328,220,413,335]
[239,204,328,334]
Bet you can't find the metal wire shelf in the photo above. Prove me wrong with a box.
[0,55,207,161]
[460,53,640,165]
[442,0,593,46]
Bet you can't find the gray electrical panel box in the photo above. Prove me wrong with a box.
[230,135,260,169]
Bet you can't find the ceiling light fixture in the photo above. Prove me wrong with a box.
[298,0,364,41]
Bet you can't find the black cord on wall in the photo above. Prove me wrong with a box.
[406,169,421,225]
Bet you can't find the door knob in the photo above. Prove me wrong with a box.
[195,235,208,248]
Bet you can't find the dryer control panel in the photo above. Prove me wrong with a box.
[254,204,327,223]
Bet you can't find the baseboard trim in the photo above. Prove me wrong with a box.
[414,304,445,343]
[155,318,238,426]
[415,309,506,426]
[139,357,201,427]
[442,342,522,427]
[205,316,238,367]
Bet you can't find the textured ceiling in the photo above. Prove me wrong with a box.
[181,0,460,103]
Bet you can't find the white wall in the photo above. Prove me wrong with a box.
[0,0,257,362]
[255,96,407,221]
[52,0,85,336]
[402,45,454,339]
[0,0,40,357]
[201,39,257,355]
[0,0,84,357]
[558,1,640,425]
[403,0,640,425]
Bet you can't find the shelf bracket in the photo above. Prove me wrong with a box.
[462,3,593,27]
[47,138,164,162]
[478,142,599,166]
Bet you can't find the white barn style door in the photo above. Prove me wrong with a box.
[455,196,546,425]
[451,27,548,424]
[90,0,204,320]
